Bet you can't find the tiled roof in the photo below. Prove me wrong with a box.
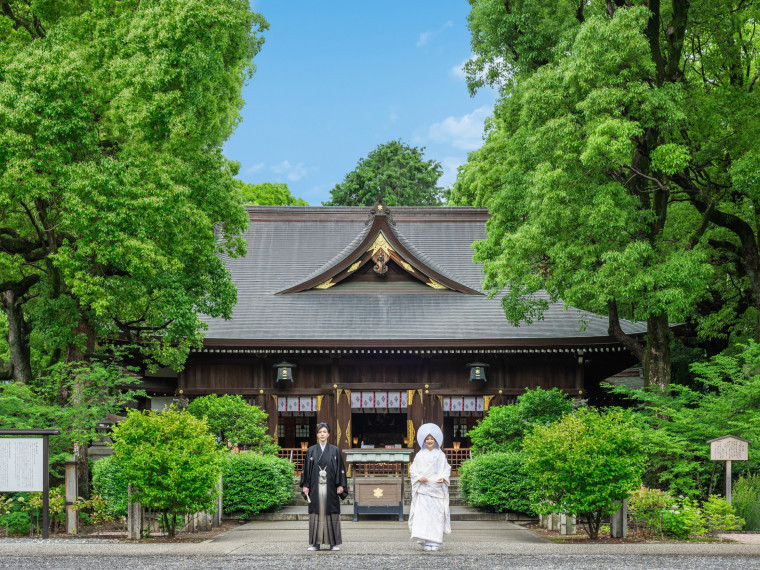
[202,206,647,346]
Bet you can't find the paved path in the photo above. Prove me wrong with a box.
[1,519,760,569]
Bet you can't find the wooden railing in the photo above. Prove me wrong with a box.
[276,447,471,476]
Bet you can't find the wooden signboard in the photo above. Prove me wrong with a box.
[709,435,749,461]
[0,438,44,492]
[708,435,750,504]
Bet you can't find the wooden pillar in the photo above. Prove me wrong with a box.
[424,393,443,428]
[263,393,278,440]
[407,389,423,452]
[317,393,333,438]
[335,388,352,450]
[65,456,78,534]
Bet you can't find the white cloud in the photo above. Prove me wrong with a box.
[245,162,265,174]
[417,21,453,47]
[439,156,465,189]
[271,160,309,182]
[451,58,468,81]
[426,106,491,151]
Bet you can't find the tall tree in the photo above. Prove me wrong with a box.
[453,1,760,389]
[324,140,443,206]
[0,1,268,379]
[236,180,308,205]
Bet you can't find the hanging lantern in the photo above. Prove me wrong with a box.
[466,361,489,382]
[274,361,296,383]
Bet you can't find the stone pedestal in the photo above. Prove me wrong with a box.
[127,486,143,540]
[611,499,628,538]
[560,513,576,535]
[65,456,78,534]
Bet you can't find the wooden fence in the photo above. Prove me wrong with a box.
[276,447,471,476]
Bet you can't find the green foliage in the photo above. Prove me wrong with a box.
[733,474,760,531]
[468,387,572,453]
[91,456,129,519]
[628,485,671,539]
[187,394,278,454]
[660,501,706,540]
[221,453,294,518]
[0,0,269,376]
[456,0,760,389]
[701,495,744,536]
[236,180,308,206]
[112,408,222,537]
[608,341,760,498]
[1,511,30,537]
[324,140,443,206]
[0,358,142,481]
[523,408,644,539]
[458,452,534,514]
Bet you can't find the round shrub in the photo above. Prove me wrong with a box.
[222,453,294,518]
[459,451,534,514]
[91,456,129,518]
[733,473,760,531]
[2,511,31,536]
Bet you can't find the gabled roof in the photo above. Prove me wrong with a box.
[279,197,481,294]
[200,204,647,348]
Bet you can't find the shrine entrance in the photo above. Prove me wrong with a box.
[351,411,407,448]
[349,390,409,449]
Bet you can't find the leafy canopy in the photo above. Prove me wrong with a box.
[324,140,443,206]
[111,407,222,537]
[236,180,308,206]
[467,387,572,453]
[523,408,644,539]
[0,0,268,373]
[187,394,278,454]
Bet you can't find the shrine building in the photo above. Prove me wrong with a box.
[159,199,643,466]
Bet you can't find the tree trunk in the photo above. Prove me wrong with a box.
[2,287,34,384]
[642,314,671,392]
[66,317,97,499]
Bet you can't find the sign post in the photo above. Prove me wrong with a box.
[708,435,750,504]
[0,429,60,538]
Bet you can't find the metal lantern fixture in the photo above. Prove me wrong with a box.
[274,361,296,383]
[466,361,489,382]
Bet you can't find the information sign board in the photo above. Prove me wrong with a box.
[0,438,44,491]
[709,436,749,461]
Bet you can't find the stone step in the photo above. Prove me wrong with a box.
[246,505,534,523]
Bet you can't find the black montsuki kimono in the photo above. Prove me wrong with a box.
[300,442,347,514]
[300,442,347,548]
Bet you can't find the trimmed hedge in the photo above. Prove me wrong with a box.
[221,453,294,518]
[91,456,129,518]
[459,452,535,515]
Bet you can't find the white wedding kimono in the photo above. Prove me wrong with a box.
[408,426,451,547]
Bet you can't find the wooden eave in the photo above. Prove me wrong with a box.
[277,203,482,295]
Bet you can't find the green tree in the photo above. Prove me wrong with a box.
[608,340,760,498]
[324,140,443,206]
[0,0,268,381]
[236,180,308,206]
[111,407,222,537]
[468,387,572,453]
[188,394,277,454]
[523,408,644,539]
[454,0,760,389]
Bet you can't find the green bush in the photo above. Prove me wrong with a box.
[660,502,705,539]
[702,495,744,535]
[222,453,294,518]
[1,511,31,536]
[468,387,572,454]
[91,456,129,518]
[459,452,534,514]
[733,474,760,530]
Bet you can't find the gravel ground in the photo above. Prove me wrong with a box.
[1,554,760,570]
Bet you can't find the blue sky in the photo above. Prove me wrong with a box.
[223,1,497,205]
